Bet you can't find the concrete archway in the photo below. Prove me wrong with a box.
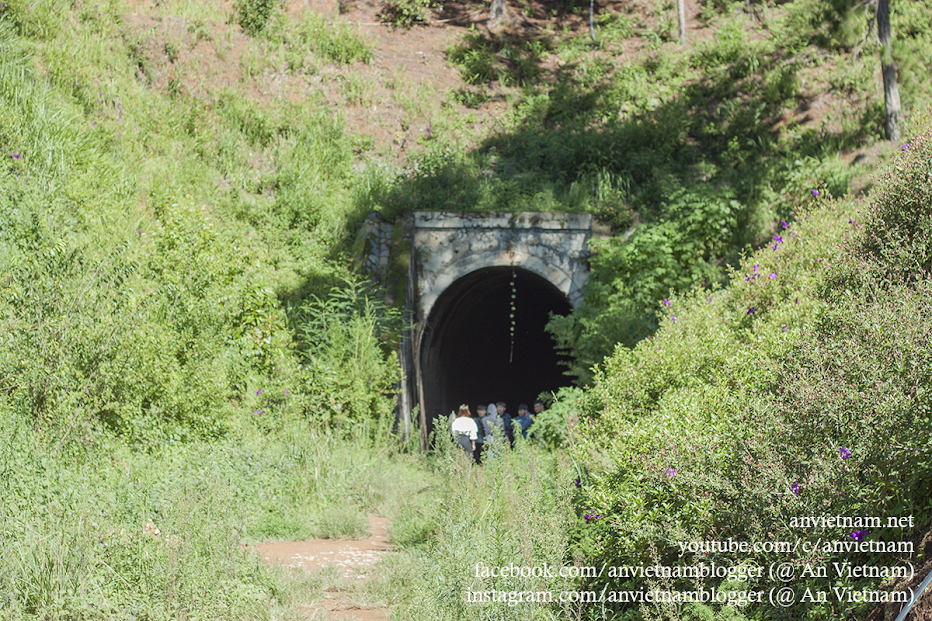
[417,266,571,431]
[353,211,603,443]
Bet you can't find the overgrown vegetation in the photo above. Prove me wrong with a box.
[420,0,932,382]
[2,0,931,618]
[567,121,932,619]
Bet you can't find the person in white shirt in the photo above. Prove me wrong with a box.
[451,404,478,458]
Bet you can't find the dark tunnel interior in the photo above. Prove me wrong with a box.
[419,267,572,429]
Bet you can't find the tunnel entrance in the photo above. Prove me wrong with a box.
[418,267,572,430]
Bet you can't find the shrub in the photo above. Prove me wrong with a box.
[569,120,932,619]
[298,277,402,437]
[234,0,277,36]
[547,183,744,384]
[853,133,932,279]
[528,387,587,451]
[290,12,374,64]
[379,0,434,28]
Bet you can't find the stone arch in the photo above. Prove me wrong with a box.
[418,248,583,322]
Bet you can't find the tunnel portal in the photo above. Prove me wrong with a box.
[354,211,601,442]
[419,267,571,428]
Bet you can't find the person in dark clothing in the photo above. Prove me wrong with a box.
[473,404,487,463]
[497,401,513,445]
[515,403,533,438]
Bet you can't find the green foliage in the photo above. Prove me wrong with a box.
[393,419,580,620]
[0,0,64,41]
[548,184,743,384]
[528,387,589,451]
[447,29,548,87]
[449,86,491,108]
[0,2,384,450]
[447,35,496,84]
[298,277,403,437]
[850,133,932,278]
[233,0,278,37]
[269,11,374,65]
[379,0,435,28]
[569,121,932,619]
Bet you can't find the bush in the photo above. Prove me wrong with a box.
[547,183,744,384]
[569,119,932,619]
[853,134,932,279]
[528,387,587,451]
[298,277,403,438]
[379,0,435,28]
[234,0,277,36]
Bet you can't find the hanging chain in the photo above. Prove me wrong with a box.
[509,269,517,363]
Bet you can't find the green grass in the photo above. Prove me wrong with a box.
[0,407,439,619]
[2,0,932,619]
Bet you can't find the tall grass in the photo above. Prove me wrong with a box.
[0,403,438,619]
[387,424,583,621]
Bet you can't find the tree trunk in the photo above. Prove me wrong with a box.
[489,0,507,31]
[876,0,901,142]
[677,0,686,44]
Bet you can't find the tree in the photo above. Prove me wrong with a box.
[677,0,686,44]
[489,0,507,31]
[876,0,901,141]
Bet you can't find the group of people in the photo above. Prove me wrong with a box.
[449,400,546,463]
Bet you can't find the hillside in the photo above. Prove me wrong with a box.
[1,0,932,619]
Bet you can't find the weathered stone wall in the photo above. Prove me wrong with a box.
[412,211,592,320]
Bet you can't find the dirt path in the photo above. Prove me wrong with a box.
[255,515,393,620]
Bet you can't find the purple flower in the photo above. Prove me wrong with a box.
[575,477,582,488]
[849,218,855,225]
[781,220,788,229]
[584,511,601,524]
[850,530,867,541]
[12,153,20,159]
[811,189,820,197]
[901,143,910,152]
[840,446,852,459]
[791,481,799,497]
[256,389,263,395]
[782,325,788,332]
[666,468,676,477]
[671,315,677,322]
[774,235,783,243]
[285,390,290,395]
[747,307,756,314]
[769,272,777,279]
[753,264,759,272]
[663,298,671,306]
